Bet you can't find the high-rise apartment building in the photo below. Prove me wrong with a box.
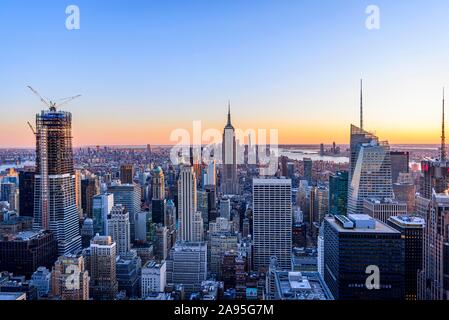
[33,108,81,255]
[253,178,292,271]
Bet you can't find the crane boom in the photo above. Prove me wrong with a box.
[27,86,51,108]
[27,121,36,135]
[27,86,81,111]
[56,95,82,109]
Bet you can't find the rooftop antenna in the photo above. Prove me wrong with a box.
[441,87,446,161]
[360,79,364,130]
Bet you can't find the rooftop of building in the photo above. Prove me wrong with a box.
[143,260,165,269]
[364,198,406,205]
[253,178,292,185]
[0,229,51,241]
[0,292,26,300]
[328,214,400,234]
[388,215,425,228]
[275,271,333,300]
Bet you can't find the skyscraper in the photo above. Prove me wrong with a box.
[222,104,238,195]
[18,167,35,217]
[51,255,90,300]
[120,164,135,185]
[152,168,166,226]
[390,151,410,183]
[419,90,449,200]
[347,133,394,215]
[363,198,408,223]
[152,166,165,200]
[303,158,313,185]
[108,183,141,241]
[178,165,197,242]
[81,177,100,218]
[324,214,405,300]
[166,242,207,295]
[329,171,348,215]
[88,235,118,300]
[387,215,424,301]
[33,108,82,255]
[418,191,449,300]
[92,193,114,236]
[107,204,131,257]
[253,178,292,271]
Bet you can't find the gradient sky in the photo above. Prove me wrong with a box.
[1,0,449,147]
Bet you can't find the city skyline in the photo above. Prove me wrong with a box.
[2,0,449,147]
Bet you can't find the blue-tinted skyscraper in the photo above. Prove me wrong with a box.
[329,171,348,215]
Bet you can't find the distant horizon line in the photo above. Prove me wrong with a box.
[0,143,443,150]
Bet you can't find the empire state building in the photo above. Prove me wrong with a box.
[221,103,238,195]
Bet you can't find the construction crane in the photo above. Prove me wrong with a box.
[27,121,36,135]
[27,85,81,112]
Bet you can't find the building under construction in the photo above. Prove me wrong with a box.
[33,109,81,255]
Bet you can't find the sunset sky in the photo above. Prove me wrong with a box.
[1,0,449,147]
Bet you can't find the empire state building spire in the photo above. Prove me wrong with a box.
[225,100,234,129]
[442,87,446,161]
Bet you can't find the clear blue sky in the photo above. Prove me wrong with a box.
[1,0,449,147]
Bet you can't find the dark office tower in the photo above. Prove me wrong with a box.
[120,164,134,185]
[33,108,82,255]
[393,182,416,214]
[418,191,449,300]
[390,151,409,183]
[280,156,288,177]
[329,171,348,215]
[222,103,238,195]
[292,222,307,248]
[81,177,100,218]
[205,185,217,223]
[151,199,166,226]
[0,230,58,278]
[146,144,152,155]
[324,214,405,300]
[303,158,313,185]
[387,216,424,301]
[18,168,35,217]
